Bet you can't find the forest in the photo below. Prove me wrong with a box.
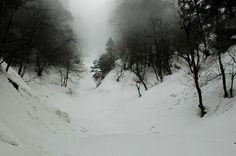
[1,0,236,118]
[92,0,236,117]
[0,0,81,87]
[1,0,236,156]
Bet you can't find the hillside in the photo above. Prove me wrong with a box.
[1,47,236,156]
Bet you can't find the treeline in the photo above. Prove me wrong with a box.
[0,0,81,87]
[175,0,236,116]
[91,38,117,87]
[92,0,236,117]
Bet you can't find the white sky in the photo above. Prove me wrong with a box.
[68,0,115,61]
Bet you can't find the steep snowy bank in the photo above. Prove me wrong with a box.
[0,64,84,156]
[1,47,236,156]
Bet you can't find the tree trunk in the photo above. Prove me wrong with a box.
[194,68,206,117]
[36,54,47,76]
[167,63,172,75]
[136,82,142,97]
[230,74,235,98]
[218,52,228,98]
[140,78,148,91]
[154,38,163,82]
[18,55,24,76]
[64,63,70,87]
[135,71,148,91]
[6,54,14,72]
[151,62,159,82]
[20,66,26,77]
[157,55,163,82]
[158,66,163,82]
[131,66,148,91]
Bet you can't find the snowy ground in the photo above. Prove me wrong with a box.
[1,53,236,156]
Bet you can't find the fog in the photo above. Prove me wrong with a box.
[68,0,115,61]
[67,0,175,63]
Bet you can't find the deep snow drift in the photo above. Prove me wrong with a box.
[1,48,236,156]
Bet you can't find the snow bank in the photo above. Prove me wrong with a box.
[1,47,236,156]
[0,63,84,156]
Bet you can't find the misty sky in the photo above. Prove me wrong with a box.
[68,0,115,61]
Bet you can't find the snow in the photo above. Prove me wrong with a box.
[1,47,236,156]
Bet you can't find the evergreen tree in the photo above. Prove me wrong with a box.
[91,38,117,87]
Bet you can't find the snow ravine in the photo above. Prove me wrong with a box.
[1,58,236,156]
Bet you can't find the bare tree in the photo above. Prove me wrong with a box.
[228,51,236,97]
[177,0,206,117]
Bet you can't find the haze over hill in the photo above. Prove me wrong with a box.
[0,0,236,156]
[68,0,115,61]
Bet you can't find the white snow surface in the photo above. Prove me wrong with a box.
[1,47,236,156]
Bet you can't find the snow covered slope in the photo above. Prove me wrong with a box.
[1,46,236,156]
[0,63,86,156]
